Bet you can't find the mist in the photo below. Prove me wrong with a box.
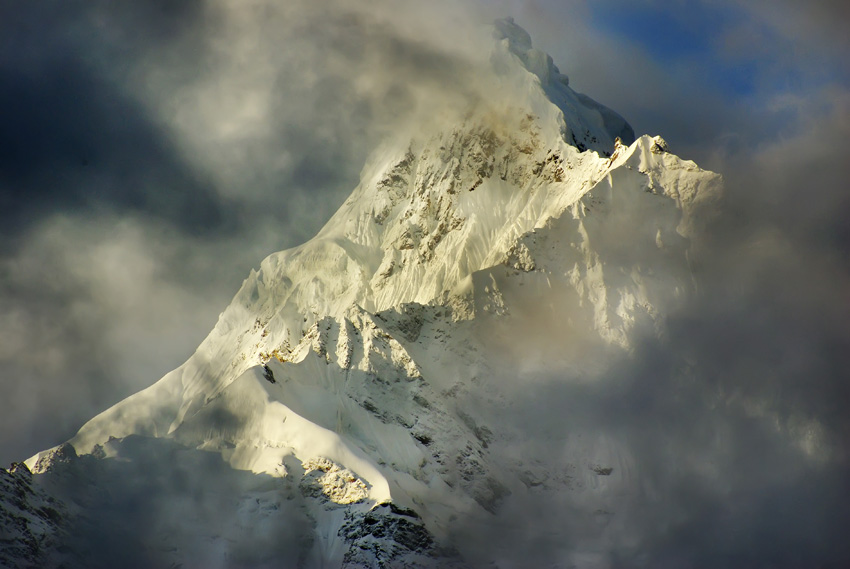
[446,117,848,566]
[0,0,491,463]
[2,0,849,565]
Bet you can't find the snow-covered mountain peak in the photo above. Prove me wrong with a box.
[493,17,560,86]
[489,18,635,155]
[8,20,724,569]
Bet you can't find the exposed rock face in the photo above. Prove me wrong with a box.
[0,462,68,569]
[340,503,461,568]
[301,458,370,505]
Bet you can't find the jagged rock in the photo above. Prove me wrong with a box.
[0,463,69,568]
[301,458,369,505]
[340,503,463,568]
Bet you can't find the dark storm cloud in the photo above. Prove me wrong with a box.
[0,0,483,242]
[0,0,243,460]
[0,59,231,239]
[0,1,230,244]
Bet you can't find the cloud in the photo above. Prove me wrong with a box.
[119,0,492,207]
[730,0,850,65]
[443,57,850,567]
[446,169,850,565]
[1,0,848,564]
[0,0,497,464]
[39,436,313,568]
[0,215,239,462]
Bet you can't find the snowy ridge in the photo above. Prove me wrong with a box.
[13,19,721,569]
[492,17,635,153]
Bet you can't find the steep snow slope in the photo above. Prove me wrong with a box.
[10,19,720,568]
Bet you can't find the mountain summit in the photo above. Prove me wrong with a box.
[492,17,635,153]
[4,20,719,568]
